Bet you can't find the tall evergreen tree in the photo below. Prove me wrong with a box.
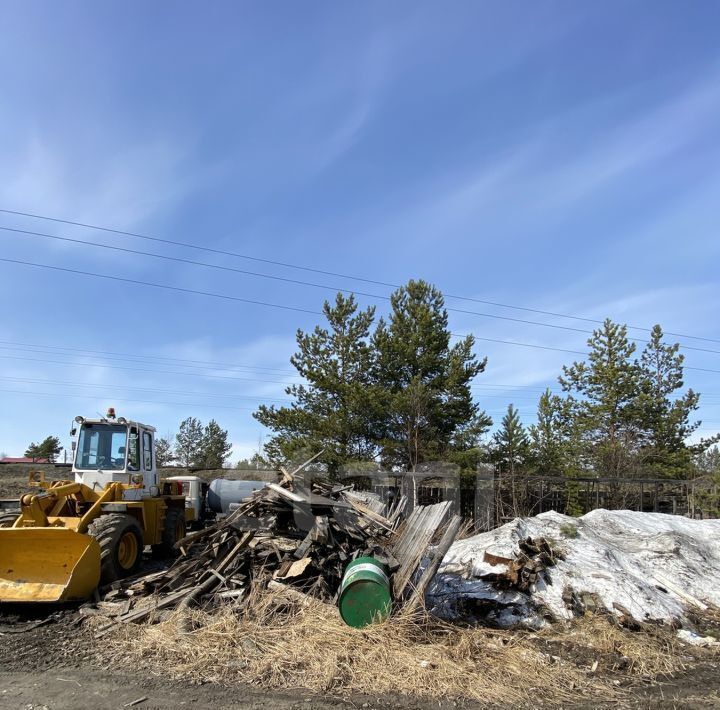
[559,319,642,477]
[491,404,531,517]
[528,390,567,474]
[636,325,703,476]
[372,280,489,470]
[155,436,175,467]
[492,404,530,475]
[254,294,378,475]
[175,417,204,467]
[199,420,232,469]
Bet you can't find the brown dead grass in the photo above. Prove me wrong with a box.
[539,615,687,679]
[96,586,666,705]
[96,585,719,705]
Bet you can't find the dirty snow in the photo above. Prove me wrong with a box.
[428,509,720,629]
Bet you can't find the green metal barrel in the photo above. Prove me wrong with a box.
[338,556,391,628]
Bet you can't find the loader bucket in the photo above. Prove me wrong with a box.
[0,528,101,602]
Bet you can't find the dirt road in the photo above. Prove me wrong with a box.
[2,663,720,710]
[0,669,363,710]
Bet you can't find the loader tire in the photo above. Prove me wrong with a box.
[88,513,144,585]
[0,513,17,527]
[153,507,186,558]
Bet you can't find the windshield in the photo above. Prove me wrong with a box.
[75,423,128,470]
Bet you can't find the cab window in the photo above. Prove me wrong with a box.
[128,428,140,471]
[143,431,153,471]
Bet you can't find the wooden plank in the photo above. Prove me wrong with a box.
[266,482,307,503]
[406,515,463,611]
[95,588,191,635]
[343,497,394,532]
[391,501,451,598]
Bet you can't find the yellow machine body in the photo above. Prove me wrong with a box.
[0,474,188,603]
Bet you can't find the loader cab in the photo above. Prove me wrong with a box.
[72,410,158,500]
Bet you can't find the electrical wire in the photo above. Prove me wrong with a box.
[5,225,720,354]
[0,387,260,411]
[0,344,304,380]
[0,340,297,375]
[0,376,293,403]
[2,207,718,344]
[0,257,321,316]
[9,255,717,367]
[0,354,301,385]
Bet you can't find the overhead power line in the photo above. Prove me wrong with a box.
[0,351,559,394]
[0,353,301,386]
[6,225,720,355]
[5,255,720,369]
[0,340,296,375]
[0,257,598,359]
[2,207,719,345]
[0,387,259,412]
[457,333,586,356]
[0,257,321,316]
[0,340,566,392]
[0,376,293,403]
[0,344,303,380]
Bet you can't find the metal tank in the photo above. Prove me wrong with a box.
[206,479,266,514]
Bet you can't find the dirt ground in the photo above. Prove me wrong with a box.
[1,607,719,710]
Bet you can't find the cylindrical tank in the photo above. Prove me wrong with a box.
[207,479,266,514]
[338,556,391,628]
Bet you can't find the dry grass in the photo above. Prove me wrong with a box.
[539,615,687,679]
[96,586,717,705]
[97,585,623,705]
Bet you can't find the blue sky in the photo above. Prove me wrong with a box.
[1,1,720,461]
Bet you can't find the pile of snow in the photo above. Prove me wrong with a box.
[428,509,720,629]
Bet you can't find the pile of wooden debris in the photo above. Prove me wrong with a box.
[94,464,460,633]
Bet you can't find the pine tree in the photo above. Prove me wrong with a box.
[175,417,204,467]
[372,280,489,470]
[254,293,378,475]
[559,319,642,478]
[528,390,567,474]
[636,325,703,476]
[25,436,63,463]
[24,442,41,462]
[491,404,530,517]
[492,404,529,475]
[155,436,175,467]
[199,420,233,469]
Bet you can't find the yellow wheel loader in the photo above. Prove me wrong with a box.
[0,409,192,603]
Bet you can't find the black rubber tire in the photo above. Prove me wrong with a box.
[0,513,18,528]
[87,513,144,585]
[154,506,186,558]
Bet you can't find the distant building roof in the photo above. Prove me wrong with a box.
[0,457,50,464]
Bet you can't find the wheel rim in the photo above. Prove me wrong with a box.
[118,531,139,569]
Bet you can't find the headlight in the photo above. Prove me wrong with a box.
[131,474,144,485]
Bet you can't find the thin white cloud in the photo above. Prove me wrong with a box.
[0,134,194,231]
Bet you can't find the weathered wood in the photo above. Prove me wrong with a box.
[343,496,395,532]
[95,588,191,635]
[406,515,463,611]
[391,501,452,598]
[99,458,456,624]
[267,482,307,503]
